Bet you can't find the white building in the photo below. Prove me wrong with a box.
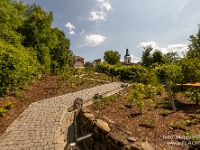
[124,48,131,64]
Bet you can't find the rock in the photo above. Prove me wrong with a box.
[110,131,129,146]
[95,110,100,113]
[95,119,110,132]
[81,107,92,113]
[102,116,115,124]
[126,142,155,150]
[125,131,132,135]
[84,113,95,120]
[140,142,155,150]
[127,137,137,142]
[121,129,132,135]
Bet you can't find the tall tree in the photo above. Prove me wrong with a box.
[0,0,23,46]
[50,28,73,73]
[164,51,179,63]
[104,50,121,65]
[187,25,200,58]
[18,3,56,73]
[152,50,166,65]
[141,46,153,67]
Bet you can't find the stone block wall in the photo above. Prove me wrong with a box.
[77,107,155,150]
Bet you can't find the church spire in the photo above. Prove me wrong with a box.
[125,48,130,56]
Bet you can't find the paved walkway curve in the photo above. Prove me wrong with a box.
[0,82,125,150]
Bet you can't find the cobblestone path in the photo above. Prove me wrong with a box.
[0,82,124,150]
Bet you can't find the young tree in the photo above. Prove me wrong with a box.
[103,50,121,65]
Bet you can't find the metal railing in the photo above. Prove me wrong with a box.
[67,133,95,150]
[66,98,95,150]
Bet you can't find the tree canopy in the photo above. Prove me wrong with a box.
[103,50,121,65]
[0,0,73,96]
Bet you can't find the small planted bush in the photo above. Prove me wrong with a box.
[162,100,172,109]
[195,109,200,114]
[184,131,200,141]
[156,85,165,95]
[171,121,185,128]
[162,109,169,116]
[145,84,156,98]
[5,101,14,109]
[0,108,7,117]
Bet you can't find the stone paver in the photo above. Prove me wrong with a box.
[0,82,125,150]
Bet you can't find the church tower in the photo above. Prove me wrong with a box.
[124,48,131,64]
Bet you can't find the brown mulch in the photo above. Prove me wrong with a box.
[87,88,200,150]
[0,74,106,138]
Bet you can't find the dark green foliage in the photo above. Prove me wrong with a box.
[154,64,182,84]
[17,3,55,73]
[0,40,40,96]
[103,50,121,65]
[141,46,180,67]
[178,57,200,84]
[95,62,155,84]
[0,0,72,96]
[152,50,166,65]
[50,28,72,73]
[0,0,23,46]
[187,25,200,58]
[164,52,179,64]
[141,46,153,67]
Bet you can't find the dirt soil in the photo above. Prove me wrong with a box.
[0,74,107,138]
[87,86,200,150]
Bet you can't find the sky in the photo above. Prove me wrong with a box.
[23,0,200,63]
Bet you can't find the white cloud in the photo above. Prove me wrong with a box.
[80,30,85,35]
[69,31,75,35]
[89,0,112,21]
[138,41,188,56]
[120,55,140,63]
[138,41,157,50]
[65,22,75,35]
[89,11,106,21]
[130,55,140,63]
[159,47,168,54]
[167,44,188,52]
[101,2,112,10]
[97,0,104,2]
[78,34,106,47]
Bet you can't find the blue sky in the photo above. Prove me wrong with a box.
[23,0,200,62]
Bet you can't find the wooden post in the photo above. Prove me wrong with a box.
[166,83,176,112]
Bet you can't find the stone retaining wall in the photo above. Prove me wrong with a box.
[78,107,155,150]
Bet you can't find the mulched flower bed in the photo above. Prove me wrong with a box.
[86,86,200,150]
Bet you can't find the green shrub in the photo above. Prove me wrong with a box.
[5,101,14,109]
[145,84,156,98]
[156,85,165,95]
[162,109,169,116]
[0,108,7,117]
[0,40,40,96]
[184,131,200,141]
